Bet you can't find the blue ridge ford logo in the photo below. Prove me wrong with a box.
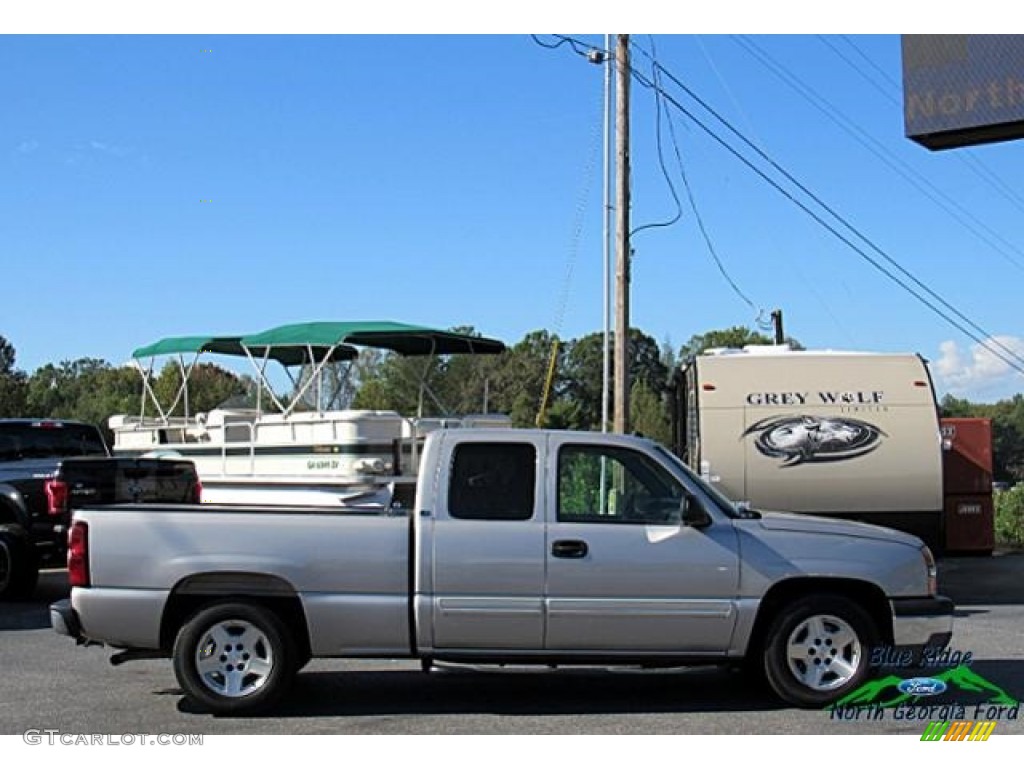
[896,678,948,697]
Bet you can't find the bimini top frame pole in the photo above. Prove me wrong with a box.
[240,320,507,419]
[131,336,247,423]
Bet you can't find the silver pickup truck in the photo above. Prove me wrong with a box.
[52,428,953,714]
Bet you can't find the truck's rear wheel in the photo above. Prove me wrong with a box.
[0,532,39,601]
[763,595,878,708]
[172,602,296,715]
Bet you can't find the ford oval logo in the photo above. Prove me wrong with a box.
[897,678,947,697]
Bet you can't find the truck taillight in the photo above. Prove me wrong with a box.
[192,479,203,504]
[68,521,90,588]
[45,479,69,516]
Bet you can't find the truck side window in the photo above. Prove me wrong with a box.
[558,444,684,524]
[448,442,536,521]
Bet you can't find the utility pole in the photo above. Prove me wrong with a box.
[613,34,631,434]
[771,309,785,345]
[601,33,612,434]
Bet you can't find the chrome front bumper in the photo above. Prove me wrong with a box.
[891,595,955,649]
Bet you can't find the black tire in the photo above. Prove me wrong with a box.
[172,601,296,715]
[0,532,40,601]
[762,595,879,708]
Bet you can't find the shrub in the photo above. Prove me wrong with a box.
[995,485,1024,548]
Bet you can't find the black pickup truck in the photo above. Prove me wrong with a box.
[0,418,200,600]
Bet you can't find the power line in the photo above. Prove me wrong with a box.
[841,36,903,91]
[637,56,1024,376]
[693,34,856,343]
[629,35,684,240]
[644,37,760,315]
[546,34,763,318]
[537,35,1024,377]
[823,35,1024,220]
[822,35,901,106]
[736,35,1024,273]
[530,34,594,60]
[958,152,1024,213]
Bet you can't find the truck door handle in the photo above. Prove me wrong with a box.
[551,539,588,559]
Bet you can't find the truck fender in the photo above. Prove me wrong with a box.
[743,577,894,659]
[0,484,29,527]
[160,572,312,665]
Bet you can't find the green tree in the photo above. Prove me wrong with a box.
[938,394,974,418]
[23,358,140,443]
[491,330,565,428]
[152,362,247,417]
[25,358,131,420]
[679,325,803,361]
[995,484,1024,547]
[561,329,670,431]
[351,328,561,428]
[630,380,671,444]
[0,335,28,417]
[988,396,1024,481]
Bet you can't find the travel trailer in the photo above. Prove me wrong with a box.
[669,346,945,549]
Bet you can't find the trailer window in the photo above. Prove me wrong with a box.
[448,442,536,521]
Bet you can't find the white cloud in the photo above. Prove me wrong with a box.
[933,336,1024,401]
[88,140,133,158]
[15,139,39,154]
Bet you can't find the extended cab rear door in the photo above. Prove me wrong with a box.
[420,432,546,651]
[544,434,741,653]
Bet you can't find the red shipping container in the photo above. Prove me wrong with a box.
[941,418,993,495]
[944,494,995,554]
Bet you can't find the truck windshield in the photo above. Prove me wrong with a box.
[0,422,108,461]
[652,444,751,519]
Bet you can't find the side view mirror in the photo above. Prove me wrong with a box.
[682,495,712,528]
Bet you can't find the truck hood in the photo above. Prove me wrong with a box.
[730,510,932,596]
[746,510,925,549]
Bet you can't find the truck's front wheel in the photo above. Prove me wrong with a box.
[762,595,878,708]
[172,602,296,715]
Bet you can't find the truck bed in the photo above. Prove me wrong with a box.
[72,504,412,655]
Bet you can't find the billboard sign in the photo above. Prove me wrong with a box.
[903,35,1024,150]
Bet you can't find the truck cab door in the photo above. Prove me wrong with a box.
[419,434,546,652]
[544,436,740,653]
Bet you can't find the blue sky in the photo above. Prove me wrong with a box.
[3,27,1023,403]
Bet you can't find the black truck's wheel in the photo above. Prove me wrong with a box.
[762,595,879,708]
[0,532,40,601]
[172,602,296,715]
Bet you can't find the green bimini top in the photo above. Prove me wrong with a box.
[240,321,507,356]
[132,336,245,359]
[131,335,358,366]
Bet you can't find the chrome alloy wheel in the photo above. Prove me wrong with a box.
[194,619,275,698]
[785,613,862,691]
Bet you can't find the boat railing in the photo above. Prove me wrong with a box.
[218,419,257,475]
